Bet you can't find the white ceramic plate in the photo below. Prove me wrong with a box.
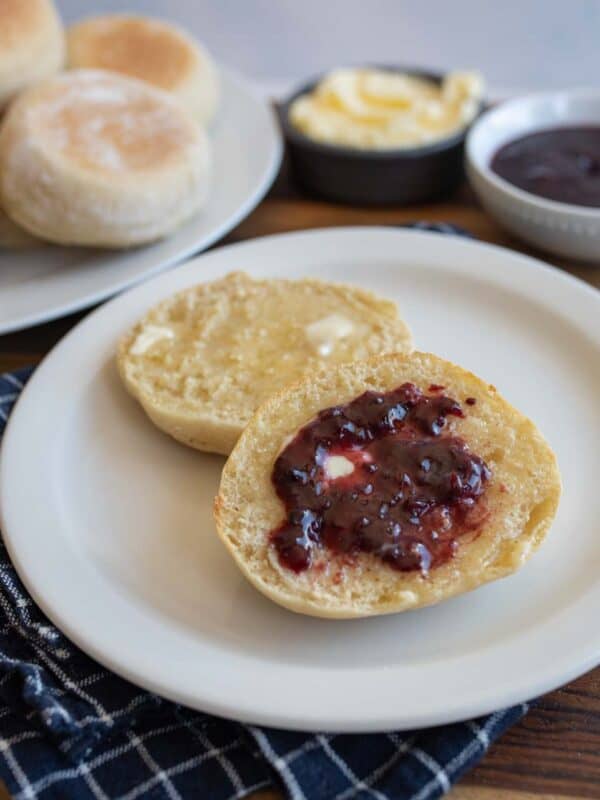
[0,66,282,336]
[1,228,599,732]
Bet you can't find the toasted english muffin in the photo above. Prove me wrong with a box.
[214,351,561,618]
[0,70,211,248]
[117,272,413,454]
[67,14,219,124]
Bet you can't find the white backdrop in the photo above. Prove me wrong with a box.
[57,0,599,93]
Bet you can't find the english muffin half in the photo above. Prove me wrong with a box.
[214,351,561,618]
[118,272,413,454]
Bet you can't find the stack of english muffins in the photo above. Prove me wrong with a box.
[0,0,217,249]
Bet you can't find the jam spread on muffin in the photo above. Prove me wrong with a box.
[270,383,490,574]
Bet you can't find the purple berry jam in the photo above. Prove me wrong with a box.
[270,383,490,575]
[491,126,600,207]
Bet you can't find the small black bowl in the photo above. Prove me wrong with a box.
[279,67,482,206]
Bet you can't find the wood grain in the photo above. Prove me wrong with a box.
[0,167,598,800]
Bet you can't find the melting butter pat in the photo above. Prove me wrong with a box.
[305,313,354,356]
[325,455,355,479]
[130,325,175,355]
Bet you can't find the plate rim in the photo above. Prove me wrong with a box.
[1,226,599,732]
[0,65,283,336]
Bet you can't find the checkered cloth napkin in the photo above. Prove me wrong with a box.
[0,225,529,800]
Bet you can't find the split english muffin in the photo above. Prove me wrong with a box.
[214,352,561,618]
[0,70,212,248]
[67,14,219,125]
[117,272,414,454]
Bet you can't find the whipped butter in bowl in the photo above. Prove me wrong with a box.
[280,66,484,205]
[289,68,483,150]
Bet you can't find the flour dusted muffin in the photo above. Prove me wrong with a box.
[0,0,64,111]
[118,272,413,454]
[214,352,561,618]
[0,70,211,248]
[67,15,219,124]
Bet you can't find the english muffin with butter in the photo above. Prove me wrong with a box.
[117,272,413,454]
[215,352,560,618]
[0,0,65,111]
[0,70,211,248]
[67,14,219,124]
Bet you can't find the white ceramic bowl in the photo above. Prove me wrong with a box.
[466,90,600,263]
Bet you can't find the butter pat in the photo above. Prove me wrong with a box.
[325,455,355,479]
[305,313,354,356]
[130,324,174,355]
[289,68,484,150]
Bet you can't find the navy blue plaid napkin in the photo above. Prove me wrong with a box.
[0,224,528,800]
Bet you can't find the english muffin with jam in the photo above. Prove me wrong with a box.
[214,351,561,618]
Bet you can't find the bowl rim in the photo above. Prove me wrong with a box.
[278,64,483,160]
[466,88,600,219]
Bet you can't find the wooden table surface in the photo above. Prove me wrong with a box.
[0,163,599,800]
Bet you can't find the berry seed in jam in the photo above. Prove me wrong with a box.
[270,383,491,575]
